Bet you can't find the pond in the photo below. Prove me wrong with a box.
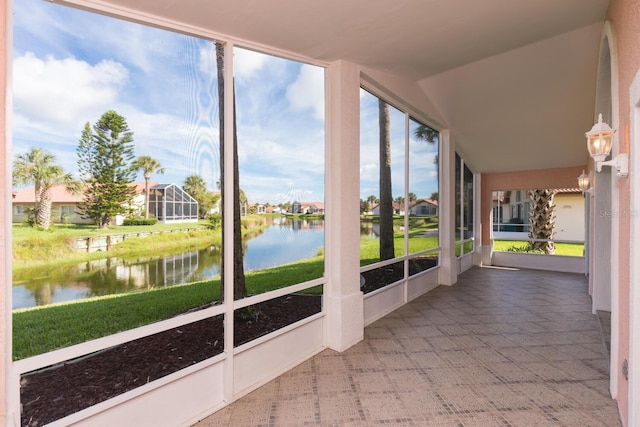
[12,217,325,309]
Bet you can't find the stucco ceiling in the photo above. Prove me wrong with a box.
[61,0,610,173]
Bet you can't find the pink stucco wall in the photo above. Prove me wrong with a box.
[607,0,640,424]
[0,0,7,424]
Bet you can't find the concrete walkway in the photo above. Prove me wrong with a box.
[194,266,620,426]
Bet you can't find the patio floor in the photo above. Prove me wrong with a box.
[193,266,621,426]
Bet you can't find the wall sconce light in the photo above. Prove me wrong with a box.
[577,170,590,192]
[585,113,628,177]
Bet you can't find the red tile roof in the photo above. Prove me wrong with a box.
[12,182,155,203]
[12,184,83,203]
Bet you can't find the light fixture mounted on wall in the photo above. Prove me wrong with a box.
[577,170,590,192]
[585,113,628,177]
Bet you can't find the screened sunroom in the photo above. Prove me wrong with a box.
[5,0,640,426]
[147,184,199,223]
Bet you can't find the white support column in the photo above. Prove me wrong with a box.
[438,130,457,286]
[324,60,363,352]
[473,173,483,266]
[222,41,235,403]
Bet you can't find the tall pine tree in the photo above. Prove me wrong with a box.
[77,110,136,228]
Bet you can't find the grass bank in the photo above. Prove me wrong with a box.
[12,215,270,269]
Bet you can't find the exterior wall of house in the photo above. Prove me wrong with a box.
[11,203,94,225]
[554,193,585,242]
[606,0,640,423]
[408,201,437,216]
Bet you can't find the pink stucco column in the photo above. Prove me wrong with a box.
[1,0,9,424]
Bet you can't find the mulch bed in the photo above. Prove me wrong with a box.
[360,256,438,294]
[20,294,322,427]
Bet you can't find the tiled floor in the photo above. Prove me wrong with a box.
[193,266,621,426]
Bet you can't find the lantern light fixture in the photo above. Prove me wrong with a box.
[577,170,590,192]
[585,113,628,177]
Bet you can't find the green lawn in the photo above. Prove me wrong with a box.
[360,218,439,265]
[493,240,585,257]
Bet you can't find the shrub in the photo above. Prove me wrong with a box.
[506,243,545,254]
[207,213,222,230]
[122,218,158,226]
[23,207,36,227]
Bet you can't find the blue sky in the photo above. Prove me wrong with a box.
[12,0,437,205]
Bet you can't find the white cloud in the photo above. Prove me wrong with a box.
[286,64,325,120]
[233,48,269,81]
[13,52,128,129]
[199,43,218,75]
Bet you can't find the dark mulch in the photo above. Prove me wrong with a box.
[20,294,322,427]
[360,256,437,294]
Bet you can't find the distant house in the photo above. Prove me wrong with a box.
[12,182,198,225]
[303,202,324,214]
[11,183,92,224]
[372,201,405,216]
[291,201,325,214]
[408,198,438,216]
[266,206,282,214]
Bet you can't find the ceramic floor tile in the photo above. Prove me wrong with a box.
[397,336,434,352]
[192,267,621,427]
[500,409,555,426]
[351,370,395,394]
[486,361,540,384]
[317,393,365,424]
[376,352,419,371]
[357,393,410,422]
[277,371,316,396]
[315,372,356,395]
[476,383,533,411]
[271,394,321,425]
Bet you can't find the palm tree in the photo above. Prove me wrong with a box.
[132,155,165,218]
[528,189,557,254]
[184,174,207,196]
[183,174,214,219]
[379,99,394,261]
[414,124,439,172]
[13,147,73,229]
[216,41,247,301]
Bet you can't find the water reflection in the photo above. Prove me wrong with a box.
[13,218,325,309]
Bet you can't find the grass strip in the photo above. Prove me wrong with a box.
[493,240,585,257]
